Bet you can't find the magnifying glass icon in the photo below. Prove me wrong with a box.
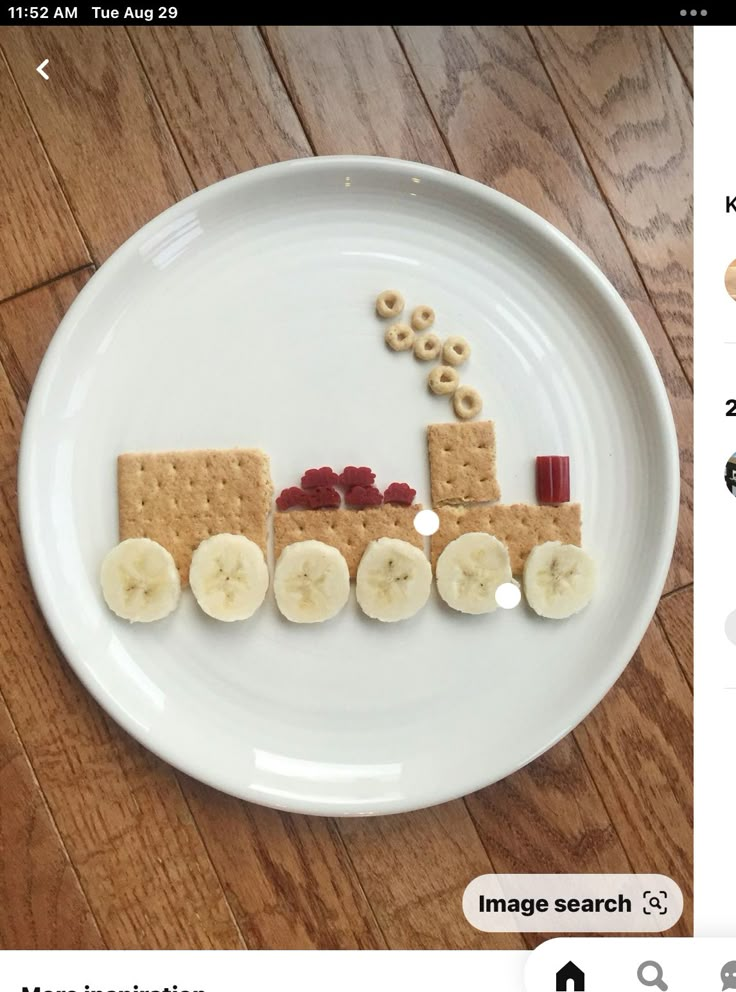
[637,960,668,991]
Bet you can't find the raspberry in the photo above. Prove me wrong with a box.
[301,466,339,488]
[345,485,383,507]
[383,482,416,505]
[276,486,309,511]
[306,486,341,509]
[339,465,375,487]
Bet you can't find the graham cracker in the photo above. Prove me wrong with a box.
[427,420,500,506]
[431,503,581,575]
[274,504,424,578]
[118,448,273,585]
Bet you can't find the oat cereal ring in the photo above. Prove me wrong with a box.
[385,322,415,352]
[411,305,435,331]
[376,289,405,319]
[428,365,460,395]
[413,332,442,361]
[453,385,483,420]
[442,335,471,367]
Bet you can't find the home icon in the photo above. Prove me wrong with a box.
[555,960,585,991]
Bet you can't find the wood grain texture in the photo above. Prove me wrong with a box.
[0,276,244,949]
[0,695,104,948]
[529,26,693,382]
[0,49,89,301]
[339,801,524,949]
[661,26,694,92]
[657,586,693,688]
[263,26,453,168]
[575,619,693,934]
[0,267,93,410]
[182,781,387,949]
[397,25,692,595]
[1,27,192,262]
[129,27,311,187]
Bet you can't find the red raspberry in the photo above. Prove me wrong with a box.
[345,485,383,507]
[339,465,375,487]
[276,486,309,511]
[306,486,341,509]
[383,482,416,505]
[301,466,339,488]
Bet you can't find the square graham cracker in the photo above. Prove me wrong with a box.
[431,503,581,575]
[427,420,500,506]
[273,505,424,578]
[118,448,273,585]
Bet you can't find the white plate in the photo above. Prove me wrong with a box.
[19,157,679,815]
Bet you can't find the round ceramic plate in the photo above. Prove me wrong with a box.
[19,157,678,815]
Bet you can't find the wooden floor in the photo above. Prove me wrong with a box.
[0,26,693,950]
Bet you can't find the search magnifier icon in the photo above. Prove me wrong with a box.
[637,960,668,991]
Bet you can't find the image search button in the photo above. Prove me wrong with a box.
[637,961,668,991]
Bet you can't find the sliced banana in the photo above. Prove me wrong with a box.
[523,541,595,619]
[100,537,180,623]
[274,540,350,623]
[189,533,269,622]
[356,537,431,622]
[436,532,512,614]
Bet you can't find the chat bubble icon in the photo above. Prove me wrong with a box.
[722,961,736,990]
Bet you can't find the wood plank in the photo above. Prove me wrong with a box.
[661,26,694,92]
[0,277,244,949]
[465,737,633,947]
[530,26,693,382]
[657,585,693,688]
[263,26,453,167]
[129,26,311,187]
[397,25,692,595]
[0,268,93,410]
[0,49,89,300]
[339,801,524,949]
[183,781,386,949]
[0,698,104,948]
[574,619,693,935]
[1,27,192,262]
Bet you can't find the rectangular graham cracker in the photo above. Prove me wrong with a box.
[118,448,273,585]
[273,505,424,578]
[427,420,500,506]
[431,503,581,575]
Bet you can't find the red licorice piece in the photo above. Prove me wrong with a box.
[536,456,570,504]
[345,485,383,507]
[276,486,310,511]
[383,482,416,505]
[301,466,340,488]
[306,486,341,509]
[339,465,376,487]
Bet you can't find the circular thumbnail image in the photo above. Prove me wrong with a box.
[726,259,736,301]
[725,452,736,496]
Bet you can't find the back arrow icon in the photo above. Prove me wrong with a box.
[36,59,49,79]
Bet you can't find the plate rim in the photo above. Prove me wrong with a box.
[17,155,681,816]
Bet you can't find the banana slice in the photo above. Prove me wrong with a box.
[274,540,350,623]
[435,532,512,614]
[189,533,269,621]
[523,541,595,619]
[100,537,180,623]
[356,537,431,622]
